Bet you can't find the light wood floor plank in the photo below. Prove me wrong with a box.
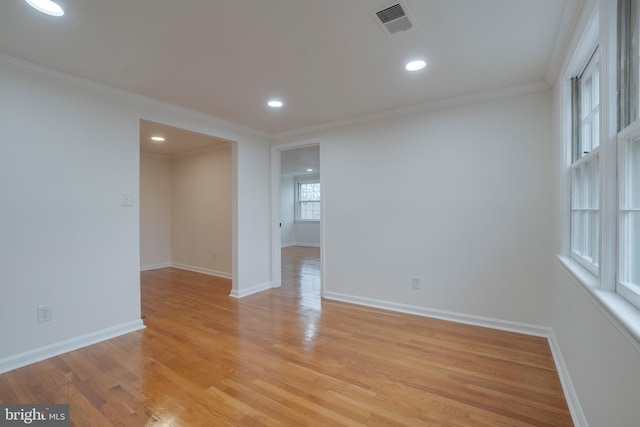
[0,246,572,425]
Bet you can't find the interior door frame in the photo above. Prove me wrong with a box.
[270,138,324,295]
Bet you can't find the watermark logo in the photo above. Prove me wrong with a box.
[0,405,68,426]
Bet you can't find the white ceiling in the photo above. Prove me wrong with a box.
[140,120,230,156]
[0,0,571,134]
[281,146,320,177]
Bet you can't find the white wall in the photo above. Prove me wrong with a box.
[233,140,271,297]
[0,64,143,363]
[140,153,171,269]
[278,90,554,326]
[551,262,640,425]
[0,56,271,370]
[171,146,232,276]
[280,175,295,246]
[293,222,320,247]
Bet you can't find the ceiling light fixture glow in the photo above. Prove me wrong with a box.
[405,60,427,72]
[306,169,313,172]
[25,0,65,16]
[151,136,165,142]
[267,100,284,108]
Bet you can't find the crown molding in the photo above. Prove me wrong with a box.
[0,53,269,140]
[273,80,550,141]
[545,0,584,86]
[0,52,552,143]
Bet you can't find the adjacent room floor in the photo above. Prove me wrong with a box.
[0,247,572,425]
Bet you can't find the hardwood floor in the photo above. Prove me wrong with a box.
[0,246,572,426]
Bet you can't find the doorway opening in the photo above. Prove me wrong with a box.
[271,141,323,301]
[139,119,234,290]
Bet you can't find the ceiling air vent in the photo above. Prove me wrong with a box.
[372,1,416,36]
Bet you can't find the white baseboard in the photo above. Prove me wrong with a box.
[140,262,171,271]
[281,243,320,248]
[324,291,549,336]
[171,263,232,280]
[323,291,586,426]
[547,331,588,427]
[229,281,273,298]
[294,242,320,248]
[0,320,145,374]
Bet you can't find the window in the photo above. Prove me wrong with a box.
[618,125,640,309]
[570,50,600,275]
[617,0,640,309]
[296,179,320,221]
[561,0,640,346]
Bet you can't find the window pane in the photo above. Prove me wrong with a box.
[572,166,583,208]
[582,76,592,118]
[300,201,320,220]
[299,183,320,201]
[621,212,640,286]
[630,138,640,209]
[578,52,599,157]
[590,209,600,264]
[591,111,599,153]
[582,122,592,156]
[570,154,599,272]
[621,137,640,288]
[571,211,581,254]
[592,68,599,110]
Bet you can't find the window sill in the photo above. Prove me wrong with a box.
[294,220,320,224]
[557,255,640,353]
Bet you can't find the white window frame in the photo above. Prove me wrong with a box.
[570,149,601,275]
[559,1,640,351]
[570,49,601,276]
[295,176,320,222]
[617,121,640,309]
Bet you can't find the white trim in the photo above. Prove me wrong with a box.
[0,53,268,140]
[271,146,283,288]
[0,320,145,374]
[324,291,586,426]
[140,263,172,271]
[558,255,640,353]
[545,0,585,85]
[599,0,619,293]
[547,331,589,427]
[281,242,321,248]
[294,243,320,248]
[171,263,232,280]
[271,139,325,296]
[560,1,599,79]
[324,292,550,336]
[274,81,549,140]
[229,281,273,298]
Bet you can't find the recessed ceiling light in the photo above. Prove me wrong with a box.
[151,136,165,142]
[307,169,313,172]
[405,60,427,72]
[25,0,64,16]
[268,100,284,108]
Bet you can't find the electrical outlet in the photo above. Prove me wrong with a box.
[37,305,52,323]
[412,276,421,289]
[121,192,133,207]
[212,253,217,261]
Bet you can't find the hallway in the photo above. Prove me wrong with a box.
[280,245,321,309]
